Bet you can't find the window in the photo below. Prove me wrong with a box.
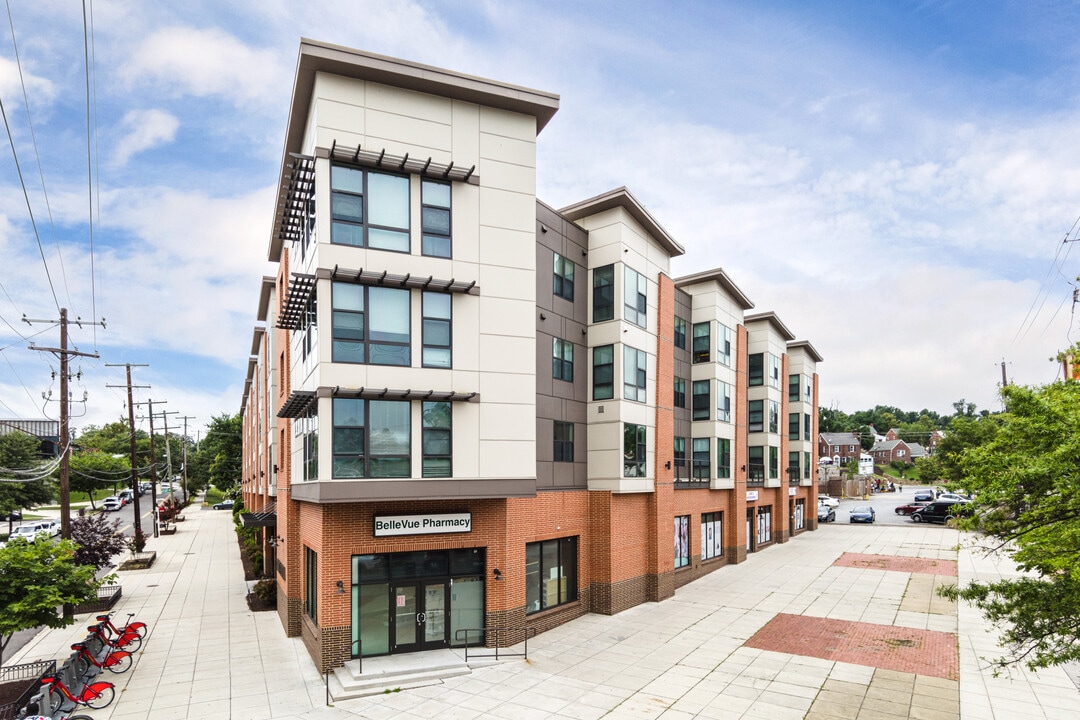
[674,437,686,477]
[692,381,710,421]
[553,339,574,382]
[422,402,452,477]
[593,265,614,322]
[789,451,800,482]
[701,512,722,560]
[748,446,764,482]
[422,292,452,368]
[789,374,800,402]
[769,400,779,434]
[768,353,781,388]
[553,253,575,301]
[757,506,772,545]
[717,324,732,366]
[332,398,410,478]
[674,516,689,568]
[769,446,779,479]
[805,376,813,403]
[593,345,614,400]
[804,451,811,479]
[300,292,317,361]
[692,322,710,364]
[624,266,647,327]
[623,346,647,402]
[421,180,451,257]
[525,537,578,614]
[331,165,410,251]
[332,283,410,366]
[692,438,709,479]
[553,421,574,462]
[717,380,732,422]
[751,354,768,387]
[674,377,686,408]
[674,316,687,350]
[789,413,800,440]
[748,400,764,433]
[794,499,805,531]
[804,414,812,441]
[717,438,731,479]
[624,423,646,477]
[301,414,318,482]
[304,546,318,620]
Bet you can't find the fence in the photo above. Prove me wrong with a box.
[0,658,56,720]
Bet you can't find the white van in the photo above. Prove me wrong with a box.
[9,521,54,540]
[102,497,123,512]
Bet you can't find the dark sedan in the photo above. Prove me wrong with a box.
[817,504,836,523]
[894,501,929,516]
[849,506,876,524]
[213,499,235,510]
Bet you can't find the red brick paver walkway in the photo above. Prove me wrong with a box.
[833,552,958,576]
[745,613,959,680]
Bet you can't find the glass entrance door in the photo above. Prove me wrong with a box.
[391,582,449,652]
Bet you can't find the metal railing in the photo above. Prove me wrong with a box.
[325,639,362,706]
[0,659,55,720]
[455,626,537,662]
[673,459,711,484]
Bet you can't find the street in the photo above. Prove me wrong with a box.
[826,485,953,527]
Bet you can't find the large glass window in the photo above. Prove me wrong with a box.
[624,423,646,477]
[692,381,710,421]
[674,316,687,350]
[748,400,764,433]
[624,266,647,327]
[717,438,731,479]
[789,451,801,482]
[769,400,779,434]
[789,374,800,402]
[674,516,689,568]
[421,402,451,478]
[674,377,686,408]
[804,413,812,441]
[332,283,410,366]
[804,451,812,479]
[301,414,318,482]
[553,253,575,301]
[692,322,710,364]
[421,180,451,257]
[304,546,318,620]
[717,380,732,422]
[300,292,318,362]
[331,165,410,251]
[805,376,813,403]
[717,324,732,366]
[525,537,578,614]
[674,437,686,478]
[553,339,574,382]
[757,506,772,544]
[748,446,764,482]
[593,265,615,322]
[748,353,764,386]
[623,346,647,402]
[789,413,800,440]
[332,399,411,478]
[554,421,574,462]
[768,353,781,388]
[769,446,779,479]
[701,512,722,561]
[422,292,451,368]
[692,438,709,480]
[593,345,614,400]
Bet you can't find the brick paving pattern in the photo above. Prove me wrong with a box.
[745,613,959,680]
[833,552,958,576]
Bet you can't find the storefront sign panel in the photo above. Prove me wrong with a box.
[374,512,472,537]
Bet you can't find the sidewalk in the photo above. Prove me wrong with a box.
[9,505,1077,719]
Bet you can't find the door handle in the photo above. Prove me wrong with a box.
[416,612,426,624]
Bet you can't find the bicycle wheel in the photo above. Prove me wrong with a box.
[104,651,133,673]
[128,621,148,638]
[82,682,115,709]
[46,687,64,715]
[117,633,142,652]
[68,716,99,720]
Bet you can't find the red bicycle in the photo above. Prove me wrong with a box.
[72,640,133,674]
[40,674,115,713]
[87,620,142,652]
[97,611,148,639]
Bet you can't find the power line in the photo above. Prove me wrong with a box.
[82,0,100,347]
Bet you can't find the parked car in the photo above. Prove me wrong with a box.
[818,496,840,508]
[911,500,971,524]
[938,492,970,503]
[817,504,835,523]
[849,506,876,524]
[913,489,935,502]
[1,510,22,521]
[894,501,929,516]
[102,496,122,512]
[118,489,134,505]
[42,519,60,537]
[9,521,55,540]
[213,499,235,511]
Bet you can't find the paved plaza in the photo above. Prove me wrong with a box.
[8,500,1078,719]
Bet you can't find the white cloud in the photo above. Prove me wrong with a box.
[111,109,179,166]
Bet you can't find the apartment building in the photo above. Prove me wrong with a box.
[240,39,822,672]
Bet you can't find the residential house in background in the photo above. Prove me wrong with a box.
[869,438,911,465]
[817,431,861,466]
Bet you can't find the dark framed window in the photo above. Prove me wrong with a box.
[769,401,779,434]
[748,446,764,482]
[769,446,779,479]
[525,537,577,614]
[692,438,709,480]
[749,353,764,386]
[422,292,451,368]
[768,353,781,388]
[553,338,574,382]
[304,546,318,620]
[674,377,686,408]
[789,374,800,402]
[332,283,410,366]
[421,180,451,257]
[674,437,686,477]
[717,380,732,422]
[553,253,575,301]
[554,421,574,462]
[789,413,800,440]
[593,345,614,400]
[789,451,801,482]
[717,438,731,479]
[674,516,690,568]
[421,401,452,478]
[804,451,811,479]
[674,316,687,350]
[692,322,710,363]
[624,423,646,477]
[301,414,318,482]
[624,266,647,327]
[748,399,764,433]
[805,377,813,403]
[300,292,317,361]
[717,324,732,366]
[701,511,722,560]
[332,398,410,478]
[623,346,646,402]
[692,380,710,421]
[757,506,772,544]
[804,413,812,441]
[593,264,614,322]
[794,499,805,530]
[331,164,410,251]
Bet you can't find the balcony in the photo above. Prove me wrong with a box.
[673,458,710,486]
[746,463,766,487]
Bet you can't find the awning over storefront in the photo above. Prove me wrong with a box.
[239,501,277,528]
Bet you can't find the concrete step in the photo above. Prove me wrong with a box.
[329,648,475,700]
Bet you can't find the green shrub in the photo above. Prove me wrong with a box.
[253,578,276,604]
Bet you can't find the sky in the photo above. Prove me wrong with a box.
[1,0,1080,440]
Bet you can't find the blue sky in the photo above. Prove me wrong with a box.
[2,0,1080,438]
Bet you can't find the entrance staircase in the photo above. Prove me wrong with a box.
[328,648,503,700]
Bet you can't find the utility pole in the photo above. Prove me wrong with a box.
[1001,360,1009,388]
[160,411,178,499]
[178,415,196,503]
[26,309,103,540]
[105,363,149,541]
[133,399,165,537]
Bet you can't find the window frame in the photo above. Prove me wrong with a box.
[748,399,764,433]
[692,380,710,421]
[717,323,733,366]
[624,423,646,477]
[769,446,779,479]
[332,398,411,479]
[624,265,647,327]
[304,546,318,620]
[421,401,452,478]
[421,291,452,368]
[421,179,452,257]
[525,537,578,615]
[692,437,710,480]
[748,446,765,482]
[701,511,722,561]
[553,338,574,382]
[748,353,764,386]
[332,282,411,366]
[674,515,690,568]
[330,164,411,252]
[553,252,575,301]
[717,380,732,422]
[692,322,710,364]
[553,420,574,463]
[673,377,686,409]
[768,353,781,389]
[768,400,779,434]
[717,437,731,479]
[623,346,647,403]
[674,316,687,350]
[789,412,800,440]
[592,264,615,322]
[593,345,614,400]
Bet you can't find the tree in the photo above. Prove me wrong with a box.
[70,513,127,570]
[193,413,242,492]
[0,537,101,665]
[940,381,1080,671]
[66,450,132,508]
[0,431,54,533]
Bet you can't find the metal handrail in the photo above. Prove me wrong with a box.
[454,626,537,662]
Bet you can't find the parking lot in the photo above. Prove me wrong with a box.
[820,486,956,527]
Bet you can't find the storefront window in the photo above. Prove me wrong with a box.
[525,537,578,614]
